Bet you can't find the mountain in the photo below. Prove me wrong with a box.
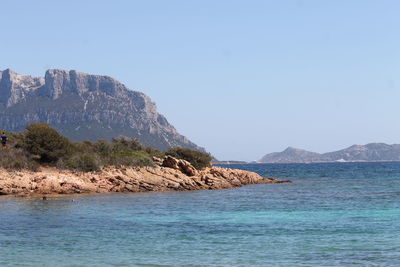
[259,147,322,163]
[0,68,205,152]
[211,160,248,165]
[321,143,400,162]
[258,143,400,163]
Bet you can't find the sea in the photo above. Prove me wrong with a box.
[1,162,400,266]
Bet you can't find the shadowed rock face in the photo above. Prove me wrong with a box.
[0,68,205,152]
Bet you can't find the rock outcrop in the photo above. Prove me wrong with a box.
[0,157,289,196]
[160,155,198,176]
[0,68,205,152]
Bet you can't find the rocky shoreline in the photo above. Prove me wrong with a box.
[0,156,290,196]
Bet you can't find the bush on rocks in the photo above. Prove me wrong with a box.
[164,147,212,170]
[112,137,143,152]
[23,123,73,163]
[0,123,211,173]
[0,148,39,171]
[61,153,102,172]
[109,150,153,167]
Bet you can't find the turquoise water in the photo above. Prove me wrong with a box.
[1,162,400,266]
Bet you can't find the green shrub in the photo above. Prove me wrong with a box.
[112,137,143,152]
[144,147,164,158]
[0,124,214,173]
[109,150,153,167]
[0,148,39,171]
[72,141,96,155]
[23,123,73,163]
[164,147,212,170]
[94,139,112,156]
[61,154,102,172]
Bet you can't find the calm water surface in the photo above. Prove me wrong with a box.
[1,162,400,266]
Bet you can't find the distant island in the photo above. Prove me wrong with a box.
[258,143,400,163]
[212,160,247,165]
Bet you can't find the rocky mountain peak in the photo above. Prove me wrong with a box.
[0,68,205,152]
[364,143,391,150]
[283,147,302,153]
[0,68,44,107]
[259,146,321,163]
[42,69,128,100]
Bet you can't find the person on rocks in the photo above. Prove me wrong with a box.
[1,132,7,147]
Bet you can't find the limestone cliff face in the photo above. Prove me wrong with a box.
[0,69,204,151]
[0,69,44,107]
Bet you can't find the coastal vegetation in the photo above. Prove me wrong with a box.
[0,123,212,172]
[164,147,213,170]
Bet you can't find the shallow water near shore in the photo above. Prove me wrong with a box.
[1,162,400,266]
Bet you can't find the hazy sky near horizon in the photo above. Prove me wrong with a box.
[1,0,400,161]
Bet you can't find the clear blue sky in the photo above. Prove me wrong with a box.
[1,0,400,161]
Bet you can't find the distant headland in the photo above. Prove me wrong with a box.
[257,143,400,163]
